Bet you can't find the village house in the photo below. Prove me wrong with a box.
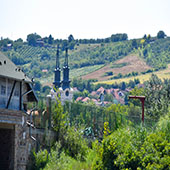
[0,51,38,170]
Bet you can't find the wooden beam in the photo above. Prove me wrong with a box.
[19,81,22,110]
[6,80,16,109]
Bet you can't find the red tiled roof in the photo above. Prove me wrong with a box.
[91,91,97,96]
[82,97,90,102]
[97,86,105,93]
[73,87,79,92]
[76,97,83,102]
[92,98,97,102]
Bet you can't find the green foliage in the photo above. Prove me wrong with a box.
[157,112,170,141]
[144,74,170,119]
[2,34,170,82]
[103,71,113,77]
[104,93,113,102]
[52,97,67,141]
[27,149,49,170]
[157,30,166,39]
[72,78,97,92]
[111,73,123,79]
[129,87,145,106]
[103,122,111,138]
[44,147,95,170]
[110,33,128,42]
[48,34,54,45]
[60,126,88,161]
[93,125,170,170]
[27,33,41,46]
[140,37,170,69]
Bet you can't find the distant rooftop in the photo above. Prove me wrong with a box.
[0,51,31,82]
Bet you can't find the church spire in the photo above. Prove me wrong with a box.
[53,45,61,89]
[64,47,68,67]
[62,47,70,90]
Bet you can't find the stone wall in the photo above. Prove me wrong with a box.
[0,109,56,170]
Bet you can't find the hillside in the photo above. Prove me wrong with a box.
[95,64,170,84]
[82,55,151,81]
[1,35,170,86]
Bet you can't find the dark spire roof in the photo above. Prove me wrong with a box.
[62,47,70,90]
[64,47,68,67]
[56,45,60,68]
[53,45,61,88]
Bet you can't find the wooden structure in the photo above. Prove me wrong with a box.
[129,95,145,123]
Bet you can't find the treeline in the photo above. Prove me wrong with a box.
[0,33,128,51]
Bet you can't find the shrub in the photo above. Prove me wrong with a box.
[60,126,88,161]
[27,149,49,170]
[92,126,170,170]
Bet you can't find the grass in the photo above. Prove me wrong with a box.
[70,64,104,78]
[44,149,95,170]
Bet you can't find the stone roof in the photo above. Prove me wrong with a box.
[0,51,31,82]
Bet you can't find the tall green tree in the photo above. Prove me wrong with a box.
[27,33,41,46]
[48,34,54,44]
[157,30,166,39]
[144,74,170,119]
[68,34,74,42]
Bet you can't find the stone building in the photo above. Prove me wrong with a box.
[0,52,38,170]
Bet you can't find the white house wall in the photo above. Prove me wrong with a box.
[0,77,28,110]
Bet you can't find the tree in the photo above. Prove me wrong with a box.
[121,82,126,90]
[13,38,23,50]
[0,38,13,47]
[143,34,147,39]
[27,33,41,46]
[131,39,138,49]
[157,30,166,39]
[68,34,74,43]
[144,74,169,119]
[33,81,42,91]
[48,34,54,44]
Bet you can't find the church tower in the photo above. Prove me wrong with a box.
[51,46,73,105]
[62,47,71,90]
[53,45,61,89]
[59,47,73,104]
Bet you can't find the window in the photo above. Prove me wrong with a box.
[1,85,6,95]
[65,90,69,96]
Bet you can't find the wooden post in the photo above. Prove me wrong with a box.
[46,95,51,129]
[129,96,145,123]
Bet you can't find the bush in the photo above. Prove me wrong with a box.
[60,126,88,161]
[27,149,49,170]
[92,126,170,170]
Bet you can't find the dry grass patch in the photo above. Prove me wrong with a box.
[82,55,151,81]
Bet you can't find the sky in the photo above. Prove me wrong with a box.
[0,0,170,41]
